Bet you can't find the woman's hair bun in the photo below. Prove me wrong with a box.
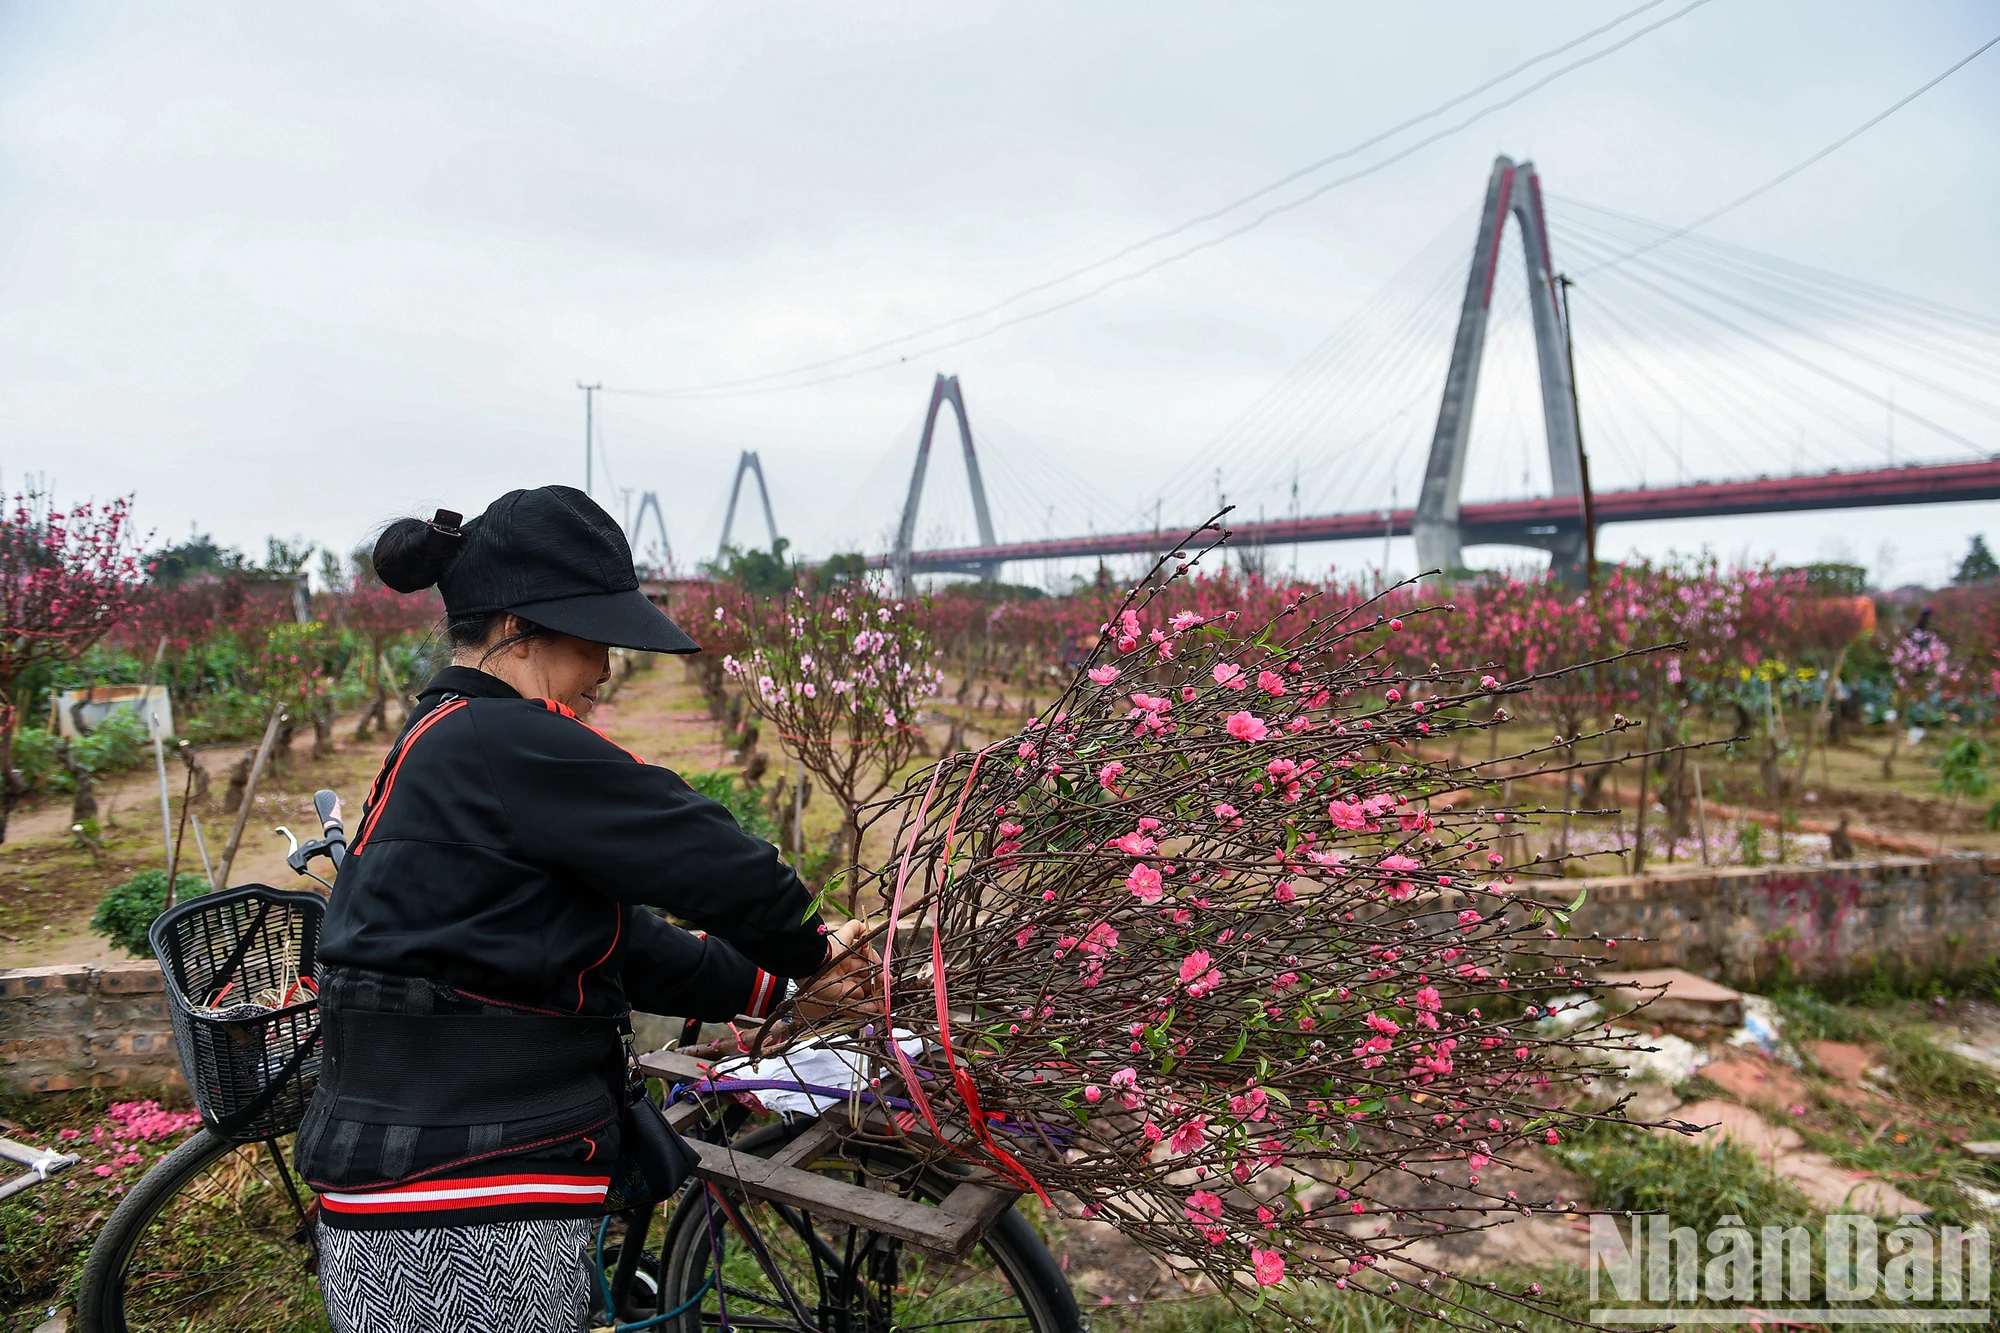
[373,511,464,593]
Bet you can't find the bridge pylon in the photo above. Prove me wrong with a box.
[1414,156,1588,581]
[891,374,1000,594]
[630,491,674,574]
[718,450,781,558]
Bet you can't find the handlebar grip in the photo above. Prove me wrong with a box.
[314,789,344,837]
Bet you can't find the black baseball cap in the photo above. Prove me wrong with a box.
[437,486,699,654]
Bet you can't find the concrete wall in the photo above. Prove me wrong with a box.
[0,961,184,1097]
[1566,854,2000,989]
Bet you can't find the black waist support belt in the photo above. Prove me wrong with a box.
[329,1010,620,1128]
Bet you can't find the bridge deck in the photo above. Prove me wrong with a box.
[876,458,2000,573]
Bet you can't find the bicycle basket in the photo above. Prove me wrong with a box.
[149,885,325,1143]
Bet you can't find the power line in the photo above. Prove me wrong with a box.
[1576,30,2000,277]
[600,0,1715,401]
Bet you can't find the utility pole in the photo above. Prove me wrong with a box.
[1382,481,1396,588]
[1289,464,1300,578]
[1556,274,1597,588]
[576,382,601,496]
[1887,385,1896,465]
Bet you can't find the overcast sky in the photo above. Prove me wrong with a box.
[2,1,1996,588]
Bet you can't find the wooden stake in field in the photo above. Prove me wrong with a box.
[214,710,287,890]
[1693,759,1711,867]
[1631,715,1652,874]
[146,707,174,874]
[164,742,201,908]
[188,812,216,887]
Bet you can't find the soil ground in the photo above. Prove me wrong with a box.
[9,659,2000,1329]
[9,655,1991,965]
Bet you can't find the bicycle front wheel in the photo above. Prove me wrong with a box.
[75,1129,322,1333]
[656,1121,1081,1333]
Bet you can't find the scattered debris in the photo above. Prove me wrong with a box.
[1702,1054,1813,1116]
[1535,993,1602,1036]
[1948,1041,2000,1076]
[1961,1183,2000,1215]
[1800,1040,1875,1084]
[1727,994,1801,1066]
[1599,1028,1707,1086]
[1597,968,1745,1026]
[1675,1099,1932,1217]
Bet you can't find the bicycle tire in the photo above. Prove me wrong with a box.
[76,1129,322,1333]
[653,1121,1081,1333]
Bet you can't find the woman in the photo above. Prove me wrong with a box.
[299,485,868,1333]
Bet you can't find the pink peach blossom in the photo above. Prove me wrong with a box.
[1326,799,1367,829]
[1168,1116,1209,1155]
[1183,1189,1224,1221]
[1225,711,1268,742]
[1126,864,1164,902]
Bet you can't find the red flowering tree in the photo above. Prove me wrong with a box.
[749,533,1662,1326]
[0,493,146,841]
[329,575,441,738]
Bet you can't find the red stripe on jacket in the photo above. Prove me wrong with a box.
[536,697,646,763]
[349,698,470,856]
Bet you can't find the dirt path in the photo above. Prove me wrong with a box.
[0,662,830,969]
[0,724,399,968]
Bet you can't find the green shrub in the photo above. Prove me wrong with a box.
[7,727,59,792]
[684,770,780,843]
[1735,822,1764,866]
[178,685,268,744]
[71,708,151,776]
[89,871,210,957]
[3,709,154,797]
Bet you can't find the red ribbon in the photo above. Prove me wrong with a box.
[880,747,1051,1206]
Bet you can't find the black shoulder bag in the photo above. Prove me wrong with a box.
[611,1012,702,1209]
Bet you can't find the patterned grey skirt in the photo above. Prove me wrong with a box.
[318,1218,596,1333]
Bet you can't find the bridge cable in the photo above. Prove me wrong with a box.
[1567,220,2000,427]
[597,0,1718,401]
[1575,30,2000,277]
[1558,229,1968,470]
[1560,210,2000,452]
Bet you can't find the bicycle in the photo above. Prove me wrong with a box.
[76,788,1082,1333]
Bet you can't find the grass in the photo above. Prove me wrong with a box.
[1773,988,2000,1107]
[1550,1121,1814,1234]
[1769,987,2000,1221]
[0,816,165,947]
[0,1091,198,1328]
[1541,1115,1987,1318]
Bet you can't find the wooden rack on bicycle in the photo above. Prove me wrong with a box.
[638,1048,1023,1260]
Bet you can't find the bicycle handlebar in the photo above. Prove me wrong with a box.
[281,788,347,883]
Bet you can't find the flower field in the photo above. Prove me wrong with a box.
[7,500,2000,1327]
[673,549,2000,883]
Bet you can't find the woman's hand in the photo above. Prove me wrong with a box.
[792,919,880,1021]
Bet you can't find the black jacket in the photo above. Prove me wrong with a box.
[299,665,827,1227]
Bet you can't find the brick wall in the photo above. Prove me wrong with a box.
[0,961,184,1097]
[5,856,1998,1098]
[1561,853,2000,989]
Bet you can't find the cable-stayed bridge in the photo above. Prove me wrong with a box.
[883,459,2000,576]
[824,155,1999,587]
